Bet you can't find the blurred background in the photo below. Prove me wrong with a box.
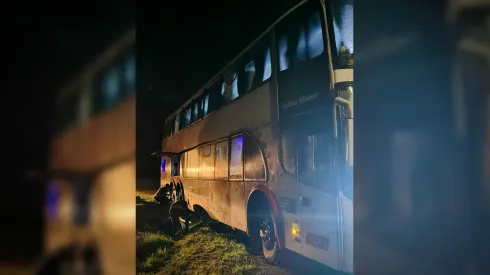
[10,0,132,269]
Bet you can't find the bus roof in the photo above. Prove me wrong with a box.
[164,0,310,124]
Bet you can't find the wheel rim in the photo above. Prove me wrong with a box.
[259,214,275,251]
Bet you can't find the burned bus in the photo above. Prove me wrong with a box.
[157,0,353,272]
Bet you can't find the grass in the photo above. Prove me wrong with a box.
[136,231,174,273]
[158,227,257,275]
[136,194,288,275]
[136,192,157,204]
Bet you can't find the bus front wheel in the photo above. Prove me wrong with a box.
[251,202,281,264]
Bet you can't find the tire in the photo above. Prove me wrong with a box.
[252,202,281,264]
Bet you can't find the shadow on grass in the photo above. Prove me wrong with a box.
[136,194,338,275]
[136,194,288,275]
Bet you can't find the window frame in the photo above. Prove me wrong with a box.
[161,158,166,173]
[177,132,268,182]
[291,131,338,194]
[235,36,274,96]
[213,139,230,180]
[273,0,330,73]
[325,0,354,69]
[228,135,245,181]
[243,133,268,182]
[171,155,181,177]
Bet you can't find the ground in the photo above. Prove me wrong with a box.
[136,193,290,275]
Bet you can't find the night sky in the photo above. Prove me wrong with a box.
[137,0,299,179]
[10,0,133,262]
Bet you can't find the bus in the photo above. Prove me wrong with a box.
[48,28,135,275]
[157,0,353,272]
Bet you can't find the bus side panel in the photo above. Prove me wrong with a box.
[162,84,271,154]
[209,180,231,225]
[230,181,247,231]
[184,179,211,216]
[269,174,303,255]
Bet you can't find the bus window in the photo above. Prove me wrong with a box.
[230,136,244,180]
[330,0,354,66]
[276,5,325,72]
[171,155,180,176]
[237,37,272,95]
[281,133,297,174]
[307,11,324,59]
[200,94,209,117]
[207,77,225,113]
[215,140,229,179]
[174,112,180,133]
[244,134,266,181]
[231,73,239,100]
[296,133,336,193]
[263,47,272,81]
[161,158,166,173]
[282,124,336,193]
[193,101,199,122]
[164,116,175,137]
[199,144,215,179]
[183,107,191,127]
[242,60,256,92]
[179,153,185,176]
[223,70,239,102]
[278,35,289,71]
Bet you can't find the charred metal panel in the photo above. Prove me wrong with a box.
[278,196,297,214]
[209,180,231,225]
[184,179,211,215]
[230,181,247,231]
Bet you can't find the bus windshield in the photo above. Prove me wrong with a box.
[329,0,354,67]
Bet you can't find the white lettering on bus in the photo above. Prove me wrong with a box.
[282,92,319,110]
